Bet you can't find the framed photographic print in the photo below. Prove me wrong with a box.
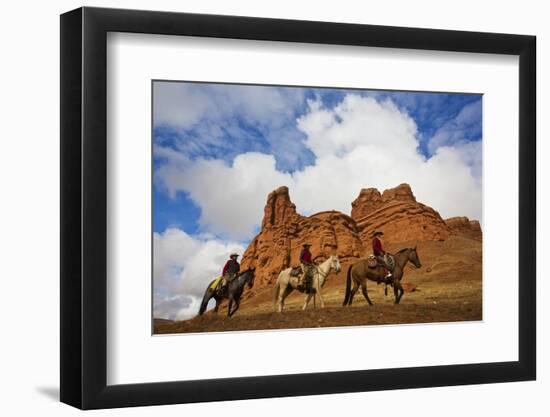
[60,6,536,410]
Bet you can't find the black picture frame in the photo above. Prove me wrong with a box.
[60,6,536,410]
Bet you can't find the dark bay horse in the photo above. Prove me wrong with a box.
[198,268,255,317]
[343,247,421,306]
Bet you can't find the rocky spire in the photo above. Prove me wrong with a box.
[261,186,300,228]
[381,183,416,203]
[351,183,416,220]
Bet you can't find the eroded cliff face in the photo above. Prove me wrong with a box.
[261,186,302,228]
[445,216,482,241]
[240,184,481,289]
[241,187,363,287]
[351,184,452,243]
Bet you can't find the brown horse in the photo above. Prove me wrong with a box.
[342,247,421,306]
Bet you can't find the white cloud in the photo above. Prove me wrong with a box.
[155,151,292,239]
[452,139,482,179]
[153,293,200,321]
[298,95,419,159]
[153,82,310,169]
[153,82,214,129]
[153,228,246,320]
[154,82,305,130]
[155,94,482,241]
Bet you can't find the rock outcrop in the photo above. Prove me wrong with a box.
[445,216,483,241]
[351,184,451,243]
[241,187,363,287]
[241,184,481,290]
[261,186,302,228]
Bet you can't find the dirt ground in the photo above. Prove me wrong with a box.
[154,236,482,334]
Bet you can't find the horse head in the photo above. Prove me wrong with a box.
[330,255,342,273]
[246,267,256,289]
[408,247,422,268]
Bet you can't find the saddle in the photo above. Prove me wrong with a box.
[290,267,302,277]
[209,276,223,290]
[290,265,315,292]
[367,255,378,268]
[367,253,395,270]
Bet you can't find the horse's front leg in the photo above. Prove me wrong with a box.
[397,281,404,304]
[314,280,325,308]
[393,281,404,304]
[277,296,283,313]
[277,284,286,313]
[230,298,240,317]
[227,298,234,316]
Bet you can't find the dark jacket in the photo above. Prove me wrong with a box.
[222,259,240,275]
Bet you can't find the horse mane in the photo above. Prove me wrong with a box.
[396,247,411,254]
[238,268,254,277]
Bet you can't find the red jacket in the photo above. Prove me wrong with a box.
[372,237,385,256]
[300,248,312,264]
[222,259,240,275]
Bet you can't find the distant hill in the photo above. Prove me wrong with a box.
[153,318,175,325]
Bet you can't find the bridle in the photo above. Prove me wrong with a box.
[316,257,339,279]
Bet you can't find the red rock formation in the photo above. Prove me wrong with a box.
[241,184,480,291]
[381,183,417,203]
[351,188,384,218]
[352,184,451,243]
[261,186,302,228]
[241,207,363,288]
[445,216,483,241]
[351,184,417,219]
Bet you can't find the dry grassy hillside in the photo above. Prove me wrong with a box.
[154,235,482,334]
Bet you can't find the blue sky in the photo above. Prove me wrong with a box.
[153,81,482,237]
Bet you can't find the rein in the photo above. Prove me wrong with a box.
[315,258,337,279]
[240,270,253,285]
[228,270,251,289]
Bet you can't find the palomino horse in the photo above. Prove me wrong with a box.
[273,255,342,313]
[198,268,255,317]
[342,247,421,306]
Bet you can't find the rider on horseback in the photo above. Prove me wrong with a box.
[220,253,240,293]
[372,230,393,282]
[299,243,315,290]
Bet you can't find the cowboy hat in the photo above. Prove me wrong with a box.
[372,230,384,237]
[303,242,312,247]
[229,253,239,258]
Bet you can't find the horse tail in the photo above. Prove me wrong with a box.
[343,265,353,306]
[199,280,215,315]
[273,277,281,311]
